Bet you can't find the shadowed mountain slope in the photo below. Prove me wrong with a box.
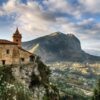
[22,32,100,63]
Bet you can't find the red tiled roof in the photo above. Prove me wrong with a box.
[0,39,33,55]
[0,39,17,45]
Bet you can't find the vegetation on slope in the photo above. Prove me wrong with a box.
[92,79,100,100]
[48,62,100,100]
[0,66,33,100]
[0,57,59,100]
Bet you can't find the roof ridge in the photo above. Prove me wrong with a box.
[0,39,17,45]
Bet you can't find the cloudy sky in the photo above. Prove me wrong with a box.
[0,0,100,55]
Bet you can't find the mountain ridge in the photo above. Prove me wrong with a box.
[22,32,100,63]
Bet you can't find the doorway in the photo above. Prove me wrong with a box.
[2,60,5,65]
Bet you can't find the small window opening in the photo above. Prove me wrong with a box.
[29,56,34,62]
[21,58,24,62]
[16,39,18,42]
[6,49,10,54]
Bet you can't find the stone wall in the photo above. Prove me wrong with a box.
[0,44,34,65]
[0,44,15,65]
[19,48,32,64]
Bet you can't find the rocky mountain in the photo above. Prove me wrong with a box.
[22,32,100,63]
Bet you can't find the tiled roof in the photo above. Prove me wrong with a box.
[18,47,33,55]
[0,39,17,45]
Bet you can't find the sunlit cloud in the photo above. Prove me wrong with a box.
[0,0,100,55]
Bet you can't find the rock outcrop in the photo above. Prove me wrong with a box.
[0,57,60,100]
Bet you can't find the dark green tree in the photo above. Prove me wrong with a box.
[29,56,60,100]
[92,78,100,100]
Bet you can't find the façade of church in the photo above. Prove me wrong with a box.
[0,28,34,65]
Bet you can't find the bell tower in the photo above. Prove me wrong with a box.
[13,28,22,47]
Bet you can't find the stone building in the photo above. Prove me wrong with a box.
[0,28,34,65]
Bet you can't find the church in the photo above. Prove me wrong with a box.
[0,28,34,65]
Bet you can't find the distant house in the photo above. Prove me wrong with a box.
[0,28,34,65]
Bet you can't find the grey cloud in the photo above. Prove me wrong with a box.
[0,0,99,53]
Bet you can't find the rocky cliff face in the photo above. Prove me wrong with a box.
[0,57,59,100]
[22,32,100,63]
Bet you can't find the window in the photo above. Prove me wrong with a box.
[6,49,10,54]
[21,58,24,62]
[16,39,18,42]
[29,56,34,62]
[20,58,25,64]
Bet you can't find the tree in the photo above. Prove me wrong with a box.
[92,78,100,100]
